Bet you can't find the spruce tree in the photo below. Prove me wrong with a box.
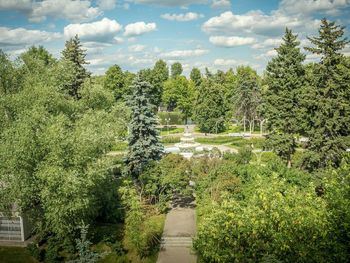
[125,74,163,177]
[62,35,90,99]
[263,28,305,167]
[304,19,350,169]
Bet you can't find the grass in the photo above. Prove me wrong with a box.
[195,136,266,149]
[161,136,180,144]
[0,247,38,263]
[158,127,184,136]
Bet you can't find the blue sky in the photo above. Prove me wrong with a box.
[0,0,349,75]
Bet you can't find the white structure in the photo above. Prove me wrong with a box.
[0,212,32,242]
[175,133,201,159]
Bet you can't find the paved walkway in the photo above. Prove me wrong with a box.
[157,197,197,263]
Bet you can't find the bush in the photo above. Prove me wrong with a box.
[194,172,341,263]
[158,111,184,125]
[161,136,180,144]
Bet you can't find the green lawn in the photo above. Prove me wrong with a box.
[158,127,184,136]
[0,247,38,263]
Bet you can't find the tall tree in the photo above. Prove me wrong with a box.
[171,62,183,78]
[190,67,202,87]
[232,66,261,131]
[151,59,169,107]
[194,79,227,133]
[104,64,125,101]
[162,76,196,122]
[303,19,350,169]
[62,35,90,99]
[125,74,163,177]
[263,28,306,167]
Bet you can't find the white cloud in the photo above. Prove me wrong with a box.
[128,44,146,52]
[161,12,204,22]
[254,49,278,59]
[29,0,101,23]
[161,49,209,59]
[279,0,350,16]
[214,58,238,66]
[202,11,319,36]
[0,0,101,23]
[209,36,256,47]
[0,26,62,46]
[0,0,32,11]
[127,0,208,6]
[82,42,113,54]
[64,18,122,43]
[124,22,157,36]
[211,0,231,9]
[252,38,283,49]
[97,0,117,10]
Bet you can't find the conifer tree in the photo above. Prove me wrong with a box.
[304,19,350,169]
[62,35,90,99]
[263,28,305,167]
[125,74,163,177]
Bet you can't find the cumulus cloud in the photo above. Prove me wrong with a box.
[211,0,231,9]
[209,36,256,47]
[214,58,238,66]
[64,18,122,43]
[252,38,283,49]
[254,49,278,59]
[202,11,319,36]
[97,0,117,10]
[128,44,146,52]
[126,0,208,6]
[161,49,209,59]
[0,26,62,46]
[161,12,204,22]
[82,42,113,54]
[279,0,350,16]
[124,22,157,36]
[0,0,101,23]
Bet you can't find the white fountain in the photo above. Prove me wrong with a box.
[175,132,201,159]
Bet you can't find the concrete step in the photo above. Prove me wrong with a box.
[161,236,193,247]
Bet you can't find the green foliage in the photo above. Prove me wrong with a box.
[0,50,23,95]
[194,79,228,133]
[125,74,163,177]
[263,28,305,166]
[119,183,165,258]
[80,83,115,111]
[170,62,183,78]
[190,67,202,87]
[140,154,191,210]
[161,136,181,144]
[158,111,184,125]
[162,76,196,120]
[103,64,126,101]
[232,66,261,122]
[303,19,350,170]
[70,224,100,263]
[61,35,90,99]
[194,168,339,262]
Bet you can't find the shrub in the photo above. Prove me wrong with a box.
[194,173,341,263]
[161,136,180,144]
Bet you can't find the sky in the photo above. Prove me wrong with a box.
[0,0,350,76]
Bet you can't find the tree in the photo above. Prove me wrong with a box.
[150,59,169,107]
[62,35,90,99]
[171,62,183,78]
[232,66,261,132]
[190,67,202,87]
[125,74,163,177]
[263,28,306,167]
[194,79,227,133]
[162,76,196,122]
[103,64,125,101]
[0,50,22,95]
[303,19,350,169]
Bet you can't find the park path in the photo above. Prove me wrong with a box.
[157,196,197,263]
